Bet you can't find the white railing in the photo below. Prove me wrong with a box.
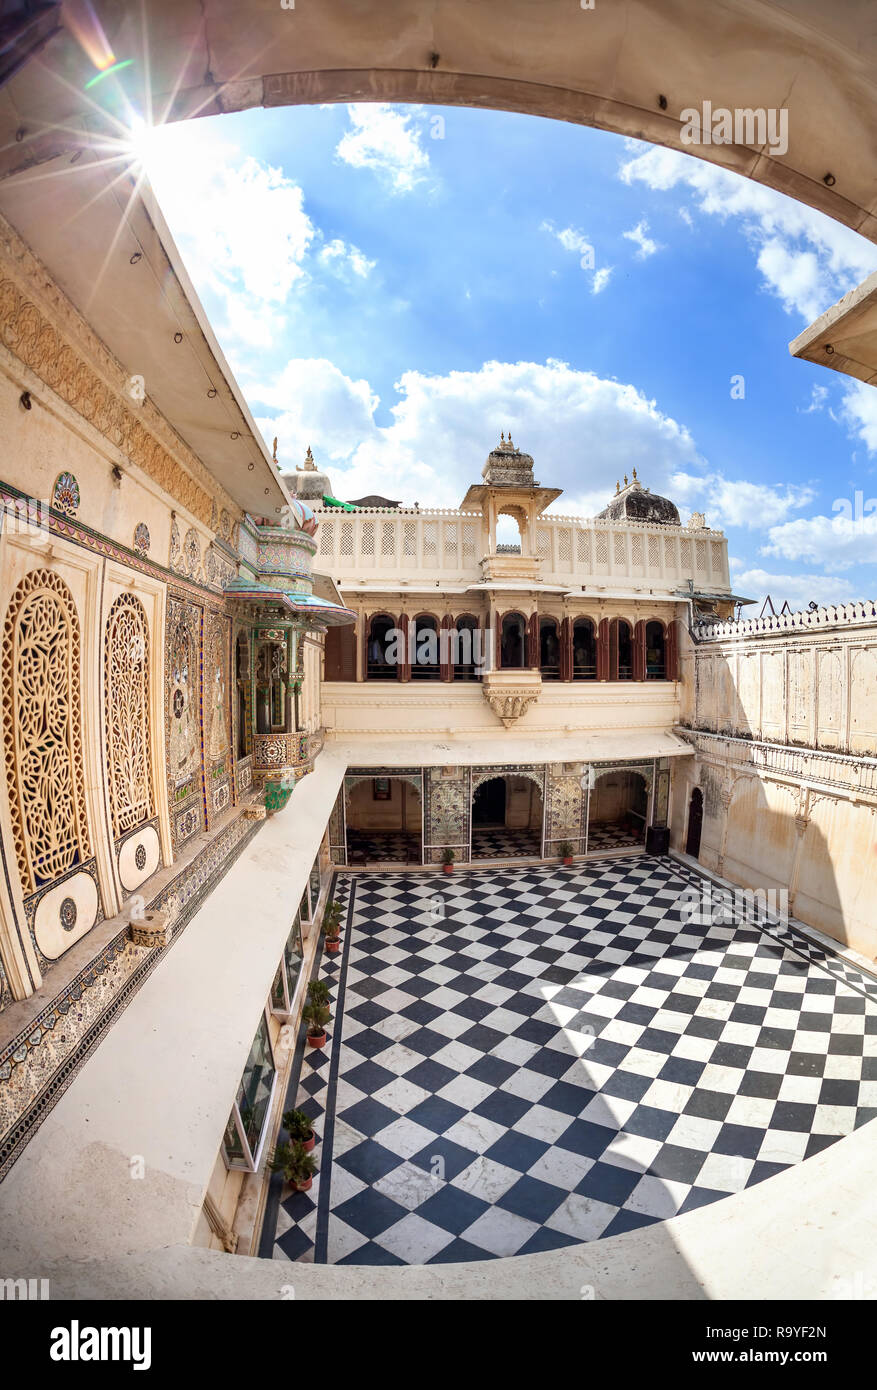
[679,729,877,796]
[696,598,877,640]
[312,506,730,590]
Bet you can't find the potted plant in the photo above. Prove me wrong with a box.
[302,1002,330,1047]
[559,840,574,867]
[321,901,343,954]
[269,1139,317,1192]
[303,978,331,1047]
[441,847,456,875]
[283,1108,316,1153]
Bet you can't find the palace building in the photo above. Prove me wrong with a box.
[0,0,875,1304]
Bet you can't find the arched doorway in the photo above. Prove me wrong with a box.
[366,615,397,680]
[609,618,634,680]
[587,770,648,852]
[539,618,560,680]
[686,787,704,859]
[453,615,480,681]
[645,621,666,680]
[410,615,440,681]
[472,774,543,859]
[572,618,597,680]
[500,613,527,669]
[346,776,423,865]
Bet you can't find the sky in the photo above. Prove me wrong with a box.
[136,102,877,611]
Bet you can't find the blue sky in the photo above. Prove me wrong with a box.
[139,102,877,610]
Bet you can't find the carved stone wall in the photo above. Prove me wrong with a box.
[165,597,205,855]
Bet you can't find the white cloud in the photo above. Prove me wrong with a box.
[623,219,660,259]
[318,239,376,279]
[731,566,860,611]
[762,508,877,568]
[255,357,707,509]
[800,384,829,414]
[335,104,432,193]
[541,220,612,295]
[142,122,315,315]
[841,380,877,454]
[619,144,877,322]
[670,472,815,530]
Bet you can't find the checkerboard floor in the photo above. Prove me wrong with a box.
[472,827,541,858]
[586,820,644,852]
[347,831,422,864]
[264,857,877,1266]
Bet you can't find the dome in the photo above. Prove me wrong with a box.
[281,445,333,504]
[597,471,680,526]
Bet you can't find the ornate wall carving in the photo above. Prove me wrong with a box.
[205,610,232,824]
[425,767,469,863]
[165,597,204,853]
[2,569,91,895]
[104,593,153,840]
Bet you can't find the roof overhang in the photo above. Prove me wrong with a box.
[224,579,355,627]
[329,730,695,765]
[460,485,563,512]
[790,269,877,387]
[0,148,288,516]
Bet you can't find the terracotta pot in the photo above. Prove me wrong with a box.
[443,863,454,874]
[306,1031,327,1048]
[563,856,573,866]
[294,1177,313,1192]
[301,1132,316,1153]
[326,939,341,954]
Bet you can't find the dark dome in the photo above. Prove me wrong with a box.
[597,476,680,526]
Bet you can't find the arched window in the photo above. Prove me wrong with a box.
[645,620,666,679]
[500,612,526,669]
[411,615,440,681]
[539,617,560,680]
[3,569,91,893]
[105,593,153,839]
[572,618,597,680]
[366,614,398,680]
[610,618,633,680]
[453,615,480,681]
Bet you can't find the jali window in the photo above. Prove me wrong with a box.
[104,593,153,838]
[2,569,91,894]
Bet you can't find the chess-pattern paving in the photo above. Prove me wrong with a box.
[471,827,541,858]
[264,857,877,1266]
[585,821,644,852]
[347,831,422,864]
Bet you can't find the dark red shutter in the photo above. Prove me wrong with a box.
[527,612,540,669]
[560,616,572,681]
[666,620,678,681]
[596,618,609,681]
[440,614,453,681]
[397,613,410,681]
[633,620,646,681]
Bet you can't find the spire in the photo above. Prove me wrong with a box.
[632,466,638,481]
[303,445,315,471]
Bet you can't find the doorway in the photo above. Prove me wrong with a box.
[686,787,704,859]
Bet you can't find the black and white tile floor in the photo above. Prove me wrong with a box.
[264,857,877,1266]
[471,827,541,858]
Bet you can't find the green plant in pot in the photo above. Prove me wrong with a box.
[283,1108,316,1152]
[302,1003,331,1047]
[308,978,330,1008]
[441,847,456,874]
[559,840,574,866]
[269,1139,317,1191]
[321,902,343,954]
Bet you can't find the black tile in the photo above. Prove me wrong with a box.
[337,1140,405,1185]
[406,1095,468,1135]
[485,1130,549,1174]
[498,1174,567,1224]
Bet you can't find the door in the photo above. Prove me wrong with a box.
[685,788,703,858]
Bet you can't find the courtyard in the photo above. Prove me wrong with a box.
[263,856,877,1266]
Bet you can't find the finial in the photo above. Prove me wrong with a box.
[304,445,315,470]
[272,436,278,462]
[501,431,505,444]
[623,474,628,486]
[632,466,637,481]
[615,480,620,494]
